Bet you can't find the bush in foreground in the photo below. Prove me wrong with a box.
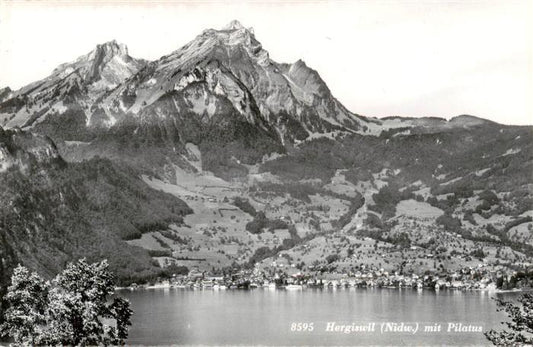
[1,259,132,345]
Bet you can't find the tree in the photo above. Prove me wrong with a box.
[470,248,485,259]
[326,254,339,264]
[485,293,533,346]
[1,259,132,345]
[0,266,49,345]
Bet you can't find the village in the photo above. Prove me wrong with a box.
[124,263,532,292]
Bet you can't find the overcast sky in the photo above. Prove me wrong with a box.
[0,0,531,125]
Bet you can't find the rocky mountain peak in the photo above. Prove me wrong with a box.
[201,20,260,51]
[89,40,129,60]
[223,19,246,31]
[287,59,331,98]
[83,40,135,83]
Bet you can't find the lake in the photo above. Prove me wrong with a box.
[120,288,512,346]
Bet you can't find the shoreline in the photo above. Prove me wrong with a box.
[115,284,528,293]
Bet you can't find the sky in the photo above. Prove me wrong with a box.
[0,0,532,125]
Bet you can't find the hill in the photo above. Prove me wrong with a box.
[0,127,191,290]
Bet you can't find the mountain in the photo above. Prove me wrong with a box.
[0,40,146,130]
[0,20,532,286]
[92,20,373,138]
[1,22,503,180]
[0,21,384,179]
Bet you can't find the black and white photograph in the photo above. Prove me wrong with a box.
[0,0,532,345]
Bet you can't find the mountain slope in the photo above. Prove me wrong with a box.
[0,127,191,286]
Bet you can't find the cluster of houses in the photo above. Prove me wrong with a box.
[126,265,530,292]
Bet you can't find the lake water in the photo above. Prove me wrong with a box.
[120,288,512,346]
